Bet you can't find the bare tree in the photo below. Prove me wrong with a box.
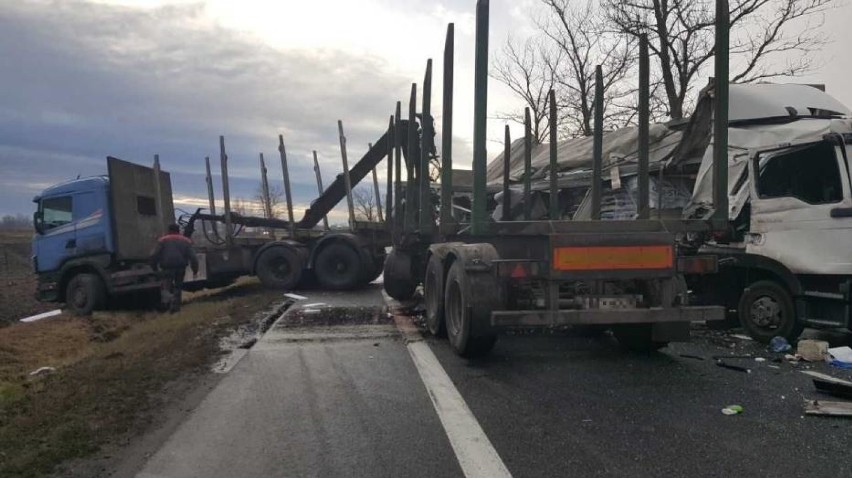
[605,0,833,119]
[253,183,285,219]
[352,187,376,221]
[540,0,639,137]
[491,35,560,142]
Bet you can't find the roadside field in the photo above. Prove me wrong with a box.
[0,229,55,326]
[0,278,283,478]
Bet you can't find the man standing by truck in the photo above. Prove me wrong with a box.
[150,224,198,313]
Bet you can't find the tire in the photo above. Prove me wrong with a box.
[444,260,498,357]
[314,242,362,290]
[361,251,386,284]
[613,324,668,353]
[738,280,802,343]
[424,254,446,337]
[256,246,303,290]
[383,249,417,300]
[65,273,106,316]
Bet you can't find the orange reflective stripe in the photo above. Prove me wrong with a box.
[552,245,673,271]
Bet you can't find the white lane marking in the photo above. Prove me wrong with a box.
[392,313,512,478]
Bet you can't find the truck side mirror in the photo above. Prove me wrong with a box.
[33,211,44,235]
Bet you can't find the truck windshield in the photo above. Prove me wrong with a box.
[41,196,73,230]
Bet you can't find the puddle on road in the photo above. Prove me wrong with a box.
[212,300,292,373]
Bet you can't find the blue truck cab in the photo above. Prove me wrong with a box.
[32,157,175,314]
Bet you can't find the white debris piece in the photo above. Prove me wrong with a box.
[20,309,62,323]
[29,366,56,376]
[284,293,307,301]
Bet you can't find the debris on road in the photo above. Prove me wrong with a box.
[28,366,56,376]
[802,371,852,399]
[827,346,852,369]
[804,400,852,417]
[19,309,62,323]
[769,336,792,353]
[797,340,829,362]
[716,360,751,373]
[730,334,754,341]
[679,353,705,361]
[303,303,328,308]
[284,293,308,301]
[721,405,744,415]
[754,357,767,362]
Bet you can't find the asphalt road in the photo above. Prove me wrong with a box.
[133,285,852,478]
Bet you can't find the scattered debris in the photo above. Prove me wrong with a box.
[302,309,322,314]
[828,346,852,369]
[679,354,705,361]
[731,334,754,341]
[712,354,753,360]
[768,365,780,369]
[784,354,800,362]
[721,405,744,415]
[20,309,62,323]
[804,400,852,417]
[802,371,852,399]
[302,303,327,308]
[716,360,751,373]
[284,293,308,301]
[29,366,56,376]
[797,339,829,362]
[769,336,792,353]
[754,357,767,362]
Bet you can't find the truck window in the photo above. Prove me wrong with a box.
[757,142,842,204]
[42,196,73,230]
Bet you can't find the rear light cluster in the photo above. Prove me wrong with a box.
[677,255,718,274]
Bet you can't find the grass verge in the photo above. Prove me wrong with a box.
[0,278,280,478]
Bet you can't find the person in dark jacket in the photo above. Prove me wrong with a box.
[150,224,198,312]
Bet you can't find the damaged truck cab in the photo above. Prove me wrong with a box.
[694,112,852,342]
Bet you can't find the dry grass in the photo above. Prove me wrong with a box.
[0,229,55,326]
[0,279,281,478]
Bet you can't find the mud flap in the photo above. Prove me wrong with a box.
[652,322,690,342]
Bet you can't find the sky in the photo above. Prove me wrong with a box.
[1,0,850,224]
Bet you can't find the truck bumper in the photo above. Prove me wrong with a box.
[490,305,724,328]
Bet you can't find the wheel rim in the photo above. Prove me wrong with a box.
[750,295,782,329]
[270,256,292,280]
[71,284,87,309]
[446,278,462,337]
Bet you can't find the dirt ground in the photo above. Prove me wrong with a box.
[0,229,56,325]
[0,278,284,478]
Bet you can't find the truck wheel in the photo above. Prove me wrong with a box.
[738,280,803,343]
[613,324,668,353]
[383,249,417,300]
[444,261,497,357]
[65,273,105,316]
[314,242,362,290]
[256,246,304,290]
[424,254,446,337]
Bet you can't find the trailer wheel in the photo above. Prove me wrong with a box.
[65,273,106,316]
[738,280,802,343]
[361,252,386,284]
[383,249,417,300]
[424,254,446,337]
[444,261,497,357]
[613,324,667,353]
[314,242,362,290]
[256,246,304,290]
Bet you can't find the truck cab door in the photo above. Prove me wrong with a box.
[33,195,76,272]
[747,140,852,275]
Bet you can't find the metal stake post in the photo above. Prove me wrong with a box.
[312,151,330,230]
[219,136,233,245]
[638,34,650,220]
[204,156,217,215]
[386,116,394,226]
[368,142,384,223]
[405,85,417,232]
[591,66,603,221]
[337,121,356,230]
[278,135,296,237]
[471,0,489,235]
[420,59,433,233]
[549,90,559,220]
[523,107,532,220]
[713,0,730,225]
[440,23,455,226]
[259,153,272,219]
[502,125,511,221]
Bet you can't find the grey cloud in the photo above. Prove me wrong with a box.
[0,1,413,216]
